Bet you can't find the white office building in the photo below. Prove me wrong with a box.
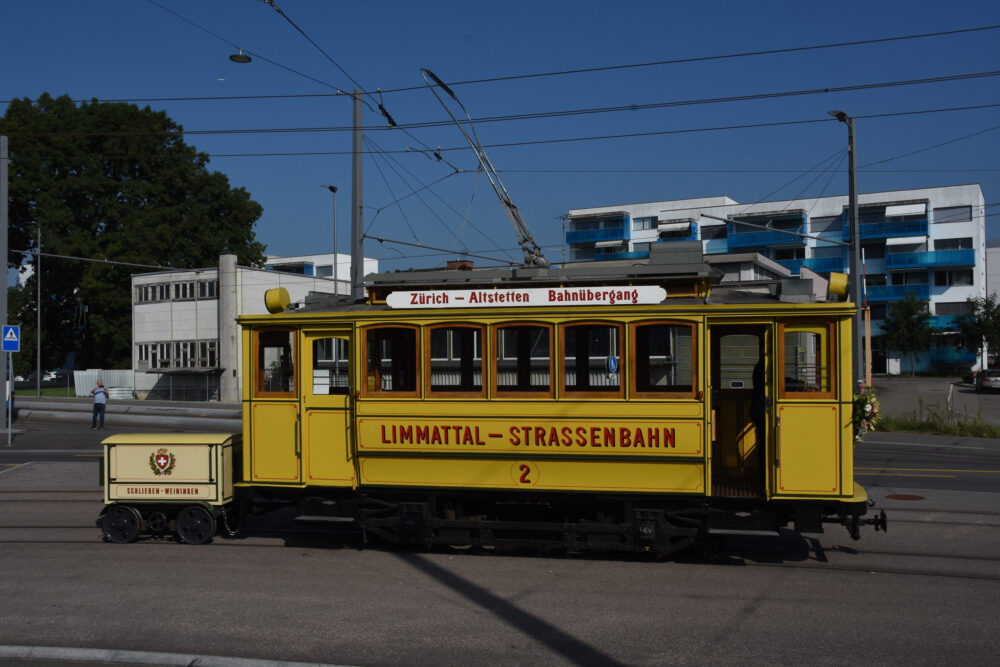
[567,184,986,374]
[132,252,378,401]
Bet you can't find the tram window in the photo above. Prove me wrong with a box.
[563,323,623,396]
[364,327,418,395]
[780,323,833,396]
[496,325,552,394]
[313,337,349,395]
[429,326,483,395]
[256,329,295,397]
[632,322,694,395]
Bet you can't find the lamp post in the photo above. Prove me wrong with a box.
[34,223,40,397]
[829,110,864,385]
[321,185,339,296]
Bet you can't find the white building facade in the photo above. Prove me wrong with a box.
[567,184,986,374]
[132,252,378,401]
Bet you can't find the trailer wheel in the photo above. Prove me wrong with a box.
[101,505,142,544]
[146,511,170,534]
[176,506,216,545]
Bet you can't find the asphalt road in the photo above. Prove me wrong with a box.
[0,461,998,666]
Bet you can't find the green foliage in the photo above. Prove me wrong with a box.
[882,293,932,375]
[2,94,267,373]
[954,294,1000,364]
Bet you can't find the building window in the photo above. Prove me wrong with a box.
[936,302,972,316]
[810,215,841,233]
[868,304,887,320]
[934,237,973,251]
[934,269,973,287]
[632,216,657,231]
[934,206,972,224]
[173,341,197,368]
[861,242,886,259]
[891,271,929,286]
[701,225,727,240]
[198,340,218,367]
[315,265,333,278]
[772,247,805,261]
[137,342,171,369]
[173,281,196,301]
[198,280,218,299]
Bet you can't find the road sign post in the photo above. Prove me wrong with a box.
[3,325,19,446]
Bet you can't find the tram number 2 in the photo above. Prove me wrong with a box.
[512,462,539,486]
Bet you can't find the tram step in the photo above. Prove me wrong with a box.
[705,510,779,537]
[295,515,357,524]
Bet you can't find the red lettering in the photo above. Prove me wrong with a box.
[561,427,573,446]
[475,427,486,445]
[621,428,631,448]
[590,427,601,447]
[519,464,531,484]
[416,426,429,444]
[400,425,412,443]
[648,428,659,448]
[431,427,442,445]
[577,427,588,446]
[664,427,675,448]
[534,427,547,446]
[509,426,521,446]
[634,428,646,447]
[604,428,615,447]
[381,425,391,444]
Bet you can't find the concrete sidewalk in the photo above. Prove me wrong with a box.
[10,396,241,430]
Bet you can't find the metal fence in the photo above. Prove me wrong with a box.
[72,369,134,398]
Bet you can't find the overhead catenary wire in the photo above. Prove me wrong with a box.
[18,22,1000,105]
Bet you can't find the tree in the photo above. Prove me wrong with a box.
[882,293,932,375]
[954,294,1000,369]
[2,94,266,373]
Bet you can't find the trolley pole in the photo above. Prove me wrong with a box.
[351,90,365,302]
[830,111,864,385]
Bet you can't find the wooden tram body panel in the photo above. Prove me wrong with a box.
[237,299,859,505]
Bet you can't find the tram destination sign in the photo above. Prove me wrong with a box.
[386,285,667,309]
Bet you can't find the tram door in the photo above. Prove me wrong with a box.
[300,330,356,487]
[249,328,302,483]
[709,324,771,497]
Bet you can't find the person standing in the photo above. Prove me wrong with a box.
[91,380,108,430]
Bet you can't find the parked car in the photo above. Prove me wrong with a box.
[975,369,1000,392]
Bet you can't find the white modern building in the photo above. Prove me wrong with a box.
[132,252,378,401]
[567,184,987,374]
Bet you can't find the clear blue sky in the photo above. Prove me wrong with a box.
[2,0,998,271]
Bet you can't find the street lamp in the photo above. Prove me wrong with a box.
[829,109,865,384]
[228,49,252,64]
[321,185,339,295]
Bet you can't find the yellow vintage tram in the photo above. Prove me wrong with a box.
[100,243,886,554]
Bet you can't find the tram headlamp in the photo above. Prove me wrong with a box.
[265,287,291,314]
[828,272,849,302]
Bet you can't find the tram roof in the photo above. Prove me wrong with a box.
[281,242,848,314]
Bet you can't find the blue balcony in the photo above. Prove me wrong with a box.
[778,256,846,274]
[727,229,803,249]
[566,226,628,245]
[885,249,975,270]
[930,315,961,331]
[595,250,649,262]
[843,219,928,241]
[865,284,930,301]
[929,346,976,363]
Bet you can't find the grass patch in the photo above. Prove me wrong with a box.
[15,387,78,398]
[880,396,1000,439]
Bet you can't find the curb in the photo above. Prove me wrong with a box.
[13,408,240,431]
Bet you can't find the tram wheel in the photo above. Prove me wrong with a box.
[146,511,170,534]
[176,506,216,545]
[101,505,142,544]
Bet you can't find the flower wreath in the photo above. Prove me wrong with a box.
[852,381,882,442]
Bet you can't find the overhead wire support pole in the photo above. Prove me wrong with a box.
[1,136,8,436]
[420,69,549,268]
[830,110,865,385]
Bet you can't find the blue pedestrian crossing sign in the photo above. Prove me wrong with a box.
[2,325,20,353]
